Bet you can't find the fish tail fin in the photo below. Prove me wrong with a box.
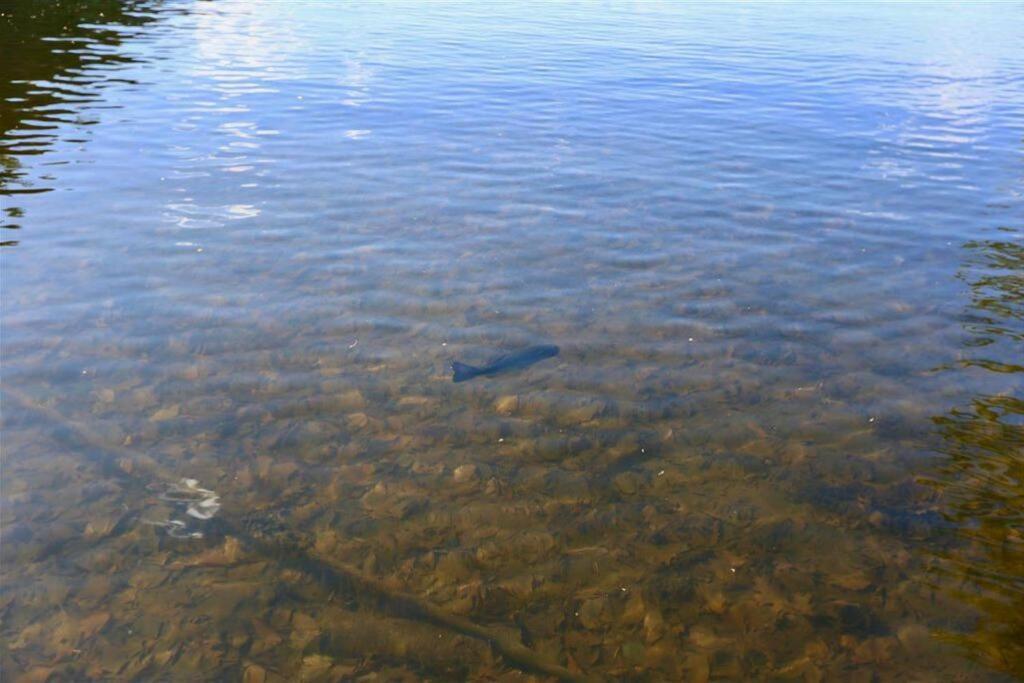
[451,360,481,383]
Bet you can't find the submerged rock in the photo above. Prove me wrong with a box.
[452,464,478,484]
[494,395,519,415]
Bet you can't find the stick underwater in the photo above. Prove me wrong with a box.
[2,388,595,682]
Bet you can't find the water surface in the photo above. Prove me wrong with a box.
[2,2,1023,680]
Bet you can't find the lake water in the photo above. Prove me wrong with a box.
[2,1,1022,680]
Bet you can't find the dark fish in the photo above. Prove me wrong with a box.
[451,344,559,383]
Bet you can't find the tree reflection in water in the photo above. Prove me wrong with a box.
[0,0,165,232]
[925,230,1023,675]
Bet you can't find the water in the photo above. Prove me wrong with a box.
[2,1,1022,679]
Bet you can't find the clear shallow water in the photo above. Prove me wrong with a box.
[2,1,1022,680]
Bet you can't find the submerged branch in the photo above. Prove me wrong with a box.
[3,387,594,682]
